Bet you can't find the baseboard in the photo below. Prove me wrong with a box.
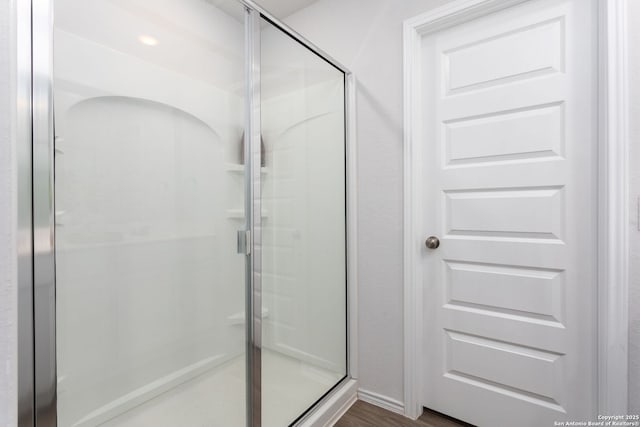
[298,378,358,427]
[357,388,405,415]
[73,353,228,426]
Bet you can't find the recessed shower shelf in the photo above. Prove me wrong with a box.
[226,209,269,219]
[225,163,268,174]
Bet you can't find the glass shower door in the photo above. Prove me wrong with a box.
[259,16,348,427]
[53,0,248,425]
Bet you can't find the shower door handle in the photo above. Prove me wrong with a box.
[237,230,251,255]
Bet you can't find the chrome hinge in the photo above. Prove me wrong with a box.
[237,229,251,255]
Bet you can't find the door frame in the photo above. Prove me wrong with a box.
[402,0,629,419]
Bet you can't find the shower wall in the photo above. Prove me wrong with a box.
[53,0,247,424]
[261,79,347,373]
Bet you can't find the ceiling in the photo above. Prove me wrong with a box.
[250,0,320,18]
[207,0,319,23]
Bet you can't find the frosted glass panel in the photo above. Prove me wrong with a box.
[53,0,247,425]
[260,17,348,427]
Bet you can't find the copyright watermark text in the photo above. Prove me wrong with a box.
[554,415,640,427]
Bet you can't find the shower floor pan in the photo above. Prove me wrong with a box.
[94,349,343,427]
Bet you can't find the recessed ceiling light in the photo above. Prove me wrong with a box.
[138,35,158,46]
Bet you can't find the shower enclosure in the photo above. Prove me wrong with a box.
[18,0,355,425]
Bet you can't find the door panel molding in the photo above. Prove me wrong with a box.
[403,0,629,419]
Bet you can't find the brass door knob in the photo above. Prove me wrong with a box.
[425,236,440,249]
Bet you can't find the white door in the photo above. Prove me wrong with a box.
[420,0,597,425]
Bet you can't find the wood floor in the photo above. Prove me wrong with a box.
[335,401,474,427]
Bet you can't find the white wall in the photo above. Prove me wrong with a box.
[627,0,640,416]
[281,0,640,412]
[0,0,17,425]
